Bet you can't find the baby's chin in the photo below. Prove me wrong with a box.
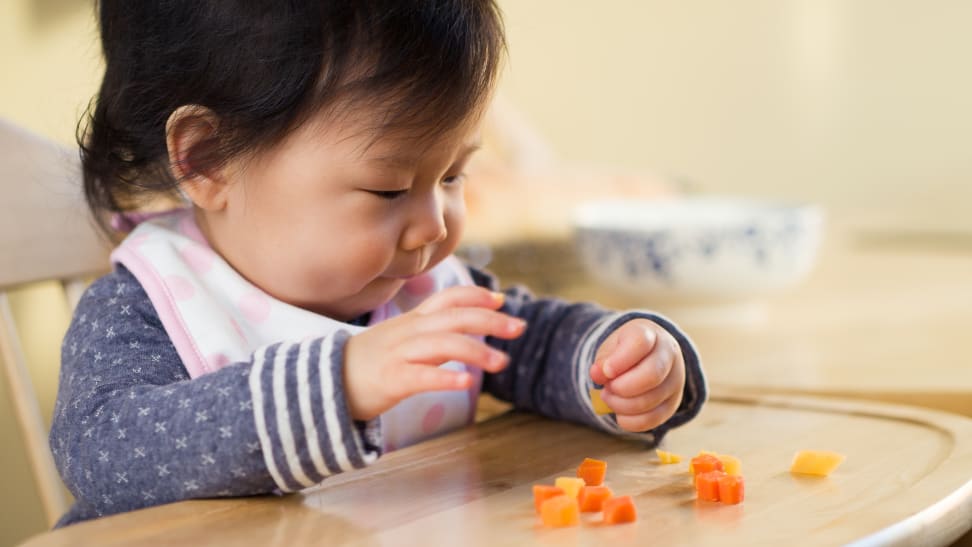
[298,279,406,322]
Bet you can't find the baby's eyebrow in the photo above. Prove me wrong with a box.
[367,142,481,169]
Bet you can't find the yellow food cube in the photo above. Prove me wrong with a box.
[655,449,682,464]
[790,450,846,476]
[554,476,586,499]
[717,454,742,476]
[589,388,613,415]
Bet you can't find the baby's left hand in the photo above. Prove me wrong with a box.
[589,319,686,432]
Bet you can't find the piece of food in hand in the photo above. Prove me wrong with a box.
[589,388,613,415]
[717,474,745,505]
[655,449,682,464]
[790,450,846,476]
[695,470,726,502]
[540,494,580,527]
[576,457,607,486]
[555,476,586,499]
[578,485,614,512]
[602,495,637,524]
[716,454,742,476]
[689,454,724,477]
[533,485,567,514]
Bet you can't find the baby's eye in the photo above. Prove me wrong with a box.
[368,189,408,200]
[442,173,466,185]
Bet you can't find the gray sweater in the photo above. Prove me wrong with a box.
[50,264,706,527]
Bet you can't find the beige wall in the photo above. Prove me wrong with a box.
[2,0,971,544]
[498,0,972,229]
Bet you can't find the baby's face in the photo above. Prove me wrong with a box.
[198,107,481,321]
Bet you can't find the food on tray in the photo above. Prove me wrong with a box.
[602,495,637,524]
[655,449,682,464]
[533,484,566,514]
[589,388,613,415]
[717,474,745,505]
[689,454,724,478]
[554,476,586,499]
[695,470,724,502]
[576,457,607,486]
[578,485,614,512]
[540,495,580,527]
[790,450,846,476]
[716,454,741,476]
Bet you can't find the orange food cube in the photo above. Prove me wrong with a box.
[589,388,613,415]
[555,476,586,499]
[533,484,566,514]
[689,454,724,476]
[577,457,607,486]
[602,495,637,524]
[578,485,614,512]
[540,494,580,527]
[717,454,742,476]
[655,449,682,464]
[695,470,725,502]
[718,474,745,505]
[790,450,846,476]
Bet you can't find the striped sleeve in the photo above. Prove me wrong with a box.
[574,311,707,443]
[248,332,380,492]
[469,266,707,447]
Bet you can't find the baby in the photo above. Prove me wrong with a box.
[50,0,706,526]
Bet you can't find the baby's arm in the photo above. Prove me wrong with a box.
[470,268,707,444]
[50,267,377,526]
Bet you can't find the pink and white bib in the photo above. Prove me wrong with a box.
[111,208,482,452]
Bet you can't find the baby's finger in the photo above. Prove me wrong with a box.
[614,391,683,433]
[414,307,526,340]
[590,360,610,386]
[599,365,681,415]
[415,285,505,314]
[604,345,675,397]
[399,333,509,373]
[599,322,658,380]
[388,364,474,400]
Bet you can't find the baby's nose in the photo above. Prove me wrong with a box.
[402,196,448,250]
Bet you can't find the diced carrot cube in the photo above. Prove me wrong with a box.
[655,449,682,464]
[578,485,614,512]
[589,388,613,415]
[577,457,607,486]
[790,450,846,476]
[533,484,566,514]
[695,470,725,502]
[717,474,745,505]
[555,476,586,499]
[540,494,580,527]
[602,495,637,524]
[717,454,742,476]
[689,454,724,477]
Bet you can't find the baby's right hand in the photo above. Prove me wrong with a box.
[343,286,526,421]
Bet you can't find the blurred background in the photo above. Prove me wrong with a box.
[2,0,971,544]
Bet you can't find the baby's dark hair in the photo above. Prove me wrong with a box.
[79,0,506,236]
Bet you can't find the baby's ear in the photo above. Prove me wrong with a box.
[165,105,230,211]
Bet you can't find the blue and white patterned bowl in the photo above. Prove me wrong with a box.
[571,197,824,305]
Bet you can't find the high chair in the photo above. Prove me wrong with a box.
[0,118,110,526]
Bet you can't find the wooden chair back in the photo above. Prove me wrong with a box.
[0,118,110,526]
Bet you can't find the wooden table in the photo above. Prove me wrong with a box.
[22,390,972,546]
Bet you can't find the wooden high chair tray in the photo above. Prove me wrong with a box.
[23,389,972,547]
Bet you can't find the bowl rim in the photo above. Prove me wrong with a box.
[571,195,824,232]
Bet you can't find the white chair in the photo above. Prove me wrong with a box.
[0,118,110,526]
